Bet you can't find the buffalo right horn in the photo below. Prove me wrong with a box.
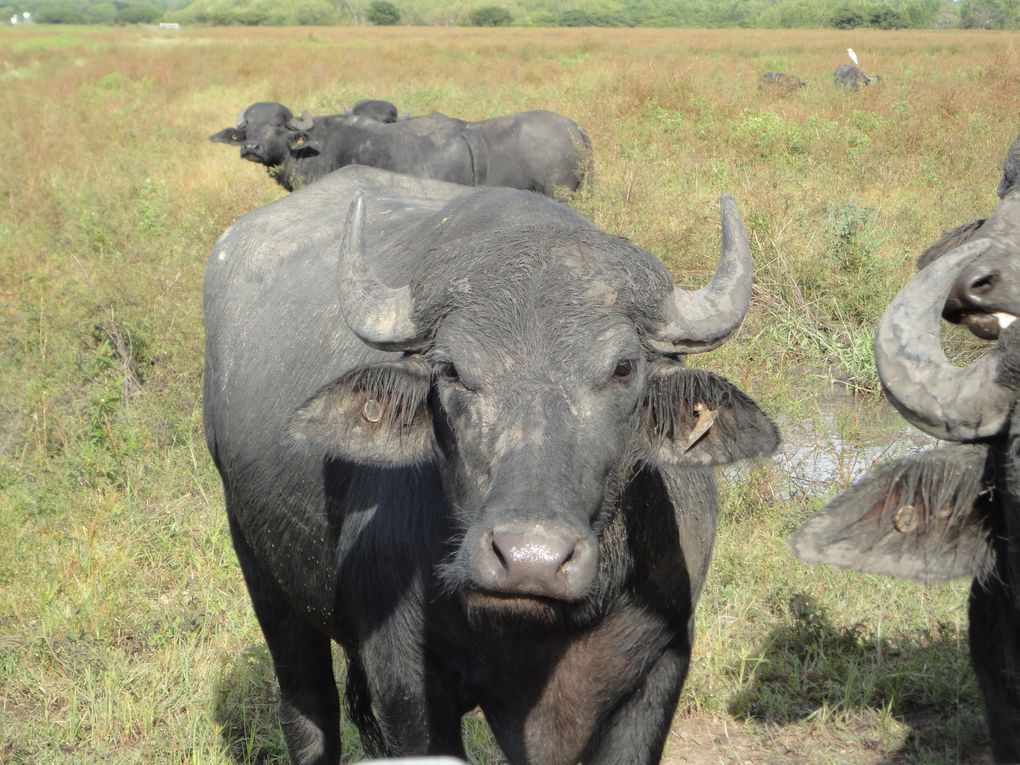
[875,238,1015,441]
[337,192,425,351]
[647,195,753,354]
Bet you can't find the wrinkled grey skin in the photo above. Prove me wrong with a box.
[833,64,880,90]
[209,101,593,195]
[350,99,399,123]
[204,166,778,764]
[760,72,806,90]
[918,131,1020,272]
[792,212,1020,762]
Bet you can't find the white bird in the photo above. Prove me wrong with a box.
[848,48,859,66]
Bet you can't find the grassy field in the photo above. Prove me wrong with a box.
[2,23,1017,764]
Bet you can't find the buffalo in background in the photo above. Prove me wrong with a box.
[759,71,806,91]
[209,101,592,196]
[203,164,778,764]
[834,63,881,90]
[793,185,1020,761]
[918,130,1020,273]
[349,98,399,123]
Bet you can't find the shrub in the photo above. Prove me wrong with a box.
[366,0,401,25]
[468,5,511,25]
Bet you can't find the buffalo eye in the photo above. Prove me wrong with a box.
[612,359,635,381]
[436,361,461,384]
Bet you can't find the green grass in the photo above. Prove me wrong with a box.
[2,23,1014,764]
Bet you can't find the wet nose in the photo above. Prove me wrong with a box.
[471,522,597,601]
[242,141,260,153]
[944,263,1000,320]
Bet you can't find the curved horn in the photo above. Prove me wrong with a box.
[235,108,247,130]
[338,192,424,351]
[647,195,753,354]
[875,238,1015,441]
[287,111,314,131]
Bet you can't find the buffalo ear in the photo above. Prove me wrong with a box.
[641,364,779,466]
[287,357,435,466]
[791,444,995,582]
[209,127,246,145]
[288,131,321,155]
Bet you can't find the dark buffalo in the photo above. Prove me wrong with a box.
[203,165,778,764]
[350,98,399,123]
[760,72,806,91]
[833,64,880,90]
[209,101,592,195]
[918,131,1020,271]
[792,192,1020,762]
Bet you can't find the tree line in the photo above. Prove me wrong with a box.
[9,0,1020,29]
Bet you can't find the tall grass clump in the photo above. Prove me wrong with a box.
[2,23,1016,764]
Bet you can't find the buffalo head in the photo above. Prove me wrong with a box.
[287,191,778,624]
[209,101,316,166]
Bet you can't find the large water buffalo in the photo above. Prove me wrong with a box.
[833,64,880,90]
[918,130,1020,271]
[203,165,778,764]
[792,192,1020,762]
[208,101,592,195]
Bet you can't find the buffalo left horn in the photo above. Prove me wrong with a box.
[235,108,247,130]
[647,195,753,354]
[337,191,424,351]
[875,238,1015,441]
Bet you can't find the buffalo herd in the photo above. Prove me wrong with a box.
[203,79,1017,763]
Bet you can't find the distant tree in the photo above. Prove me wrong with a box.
[556,8,620,25]
[869,6,908,27]
[117,3,163,24]
[960,0,1020,28]
[366,0,400,24]
[468,5,511,25]
[85,1,117,23]
[35,1,86,23]
[830,6,866,27]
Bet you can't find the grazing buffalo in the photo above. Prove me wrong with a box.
[350,98,399,123]
[833,64,880,90]
[760,72,806,91]
[792,192,1020,762]
[209,101,592,195]
[918,130,1020,270]
[203,165,778,764]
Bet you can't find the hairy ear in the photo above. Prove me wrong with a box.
[641,364,779,466]
[287,357,435,466]
[209,127,246,145]
[288,131,321,155]
[791,444,995,582]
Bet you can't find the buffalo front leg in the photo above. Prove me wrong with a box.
[228,511,340,765]
[970,579,1020,764]
[586,637,691,765]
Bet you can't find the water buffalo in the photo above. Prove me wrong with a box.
[350,98,399,123]
[760,72,806,91]
[833,64,880,90]
[209,101,592,196]
[918,130,1020,271]
[792,192,1020,762]
[203,165,778,764]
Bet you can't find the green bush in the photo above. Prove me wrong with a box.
[468,5,512,25]
[367,0,401,25]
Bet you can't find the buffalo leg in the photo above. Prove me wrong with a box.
[358,632,467,758]
[970,579,1020,763]
[587,637,691,765]
[228,511,341,765]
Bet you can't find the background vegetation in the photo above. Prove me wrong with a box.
[2,23,1016,765]
[9,0,1020,28]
